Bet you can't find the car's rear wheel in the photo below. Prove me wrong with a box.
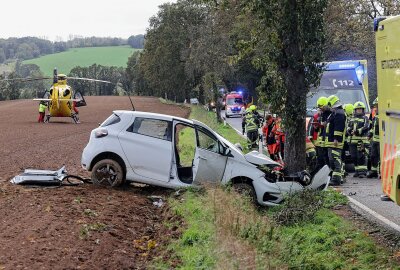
[91,159,124,187]
[233,183,256,203]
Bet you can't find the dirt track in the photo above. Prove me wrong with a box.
[0,96,189,269]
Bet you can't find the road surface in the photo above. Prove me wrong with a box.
[221,109,400,233]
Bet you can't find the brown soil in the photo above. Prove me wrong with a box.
[0,96,189,269]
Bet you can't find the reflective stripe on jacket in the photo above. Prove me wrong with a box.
[347,115,370,143]
[369,114,379,142]
[243,113,258,132]
[39,104,47,113]
[325,108,347,149]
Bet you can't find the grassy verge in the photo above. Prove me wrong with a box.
[154,104,399,269]
[188,105,248,152]
[159,187,398,270]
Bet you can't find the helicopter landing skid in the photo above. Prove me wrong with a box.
[44,115,50,123]
[71,113,80,124]
[43,114,80,124]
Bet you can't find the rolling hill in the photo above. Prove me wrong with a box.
[23,46,139,76]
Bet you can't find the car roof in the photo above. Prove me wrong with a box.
[114,110,193,125]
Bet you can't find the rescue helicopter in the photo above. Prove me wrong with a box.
[0,68,112,123]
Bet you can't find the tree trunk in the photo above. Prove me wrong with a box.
[212,79,222,123]
[281,0,307,173]
[284,70,307,173]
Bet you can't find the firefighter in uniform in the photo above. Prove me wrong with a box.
[367,98,380,178]
[242,106,260,149]
[325,95,347,186]
[347,101,370,178]
[313,96,330,169]
[342,103,355,179]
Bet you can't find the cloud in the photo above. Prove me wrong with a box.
[0,0,174,40]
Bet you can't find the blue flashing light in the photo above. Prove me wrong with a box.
[355,65,364,84]
[238,91,243,95]
[326,61,360,71]
[338,64,356,69]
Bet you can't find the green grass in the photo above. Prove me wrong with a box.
[152,190,217,270]
[23,46,139,76]
[159,188,398,270]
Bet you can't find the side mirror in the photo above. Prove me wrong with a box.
[224,148,232,156]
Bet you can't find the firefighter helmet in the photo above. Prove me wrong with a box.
[343,104,354,117]
[249,105,257,111]
[327,95,340,108]
[316,96,328,108]
[354,101,366,110]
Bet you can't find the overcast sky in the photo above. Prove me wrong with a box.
[0,0,174,41]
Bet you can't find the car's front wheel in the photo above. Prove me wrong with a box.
[91,159,124,187]
[233,183,256,203]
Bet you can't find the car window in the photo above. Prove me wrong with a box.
[175,124,196,167]
[131,117,172,141]
[101,113,121,127]
[197,128,220,153]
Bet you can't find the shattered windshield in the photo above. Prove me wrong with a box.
[306,89,369,117]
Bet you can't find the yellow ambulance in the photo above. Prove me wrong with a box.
[375,16,400,204]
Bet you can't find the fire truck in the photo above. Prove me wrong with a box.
[375,16,400,204]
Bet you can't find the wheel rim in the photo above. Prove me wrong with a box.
[235,184,253,198]
[95,164,118,186]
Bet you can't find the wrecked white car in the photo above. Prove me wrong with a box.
[81,111,330,206]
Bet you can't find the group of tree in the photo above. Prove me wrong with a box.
[0,62,130,101]
[126,1,261,106]
[0,61,46,100]
[68,64,127,96]
[127,35,145,49]
[0,34,145,64]
[0,37,60,63]
[125,0,400,172]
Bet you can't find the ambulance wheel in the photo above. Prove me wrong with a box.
[91,159,125,187]
[225,113,230,118]
[233,183,256,203]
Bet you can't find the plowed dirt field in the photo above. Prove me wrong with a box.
[0,96,189,269]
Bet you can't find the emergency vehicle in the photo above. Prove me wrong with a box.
[306,60,370,117]
[224,91,245,118]
[374,16,400,204]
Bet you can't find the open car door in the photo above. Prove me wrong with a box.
[73,91,87,107]
[192,123,228,184]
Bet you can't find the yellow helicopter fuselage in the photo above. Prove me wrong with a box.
[48,79,74,117]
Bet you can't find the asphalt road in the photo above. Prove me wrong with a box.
[221,109,400,232]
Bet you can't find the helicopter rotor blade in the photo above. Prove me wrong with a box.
[66,77,114,84]
[0,77,52,82]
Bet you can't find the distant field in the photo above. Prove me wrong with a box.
[24,46,139,76]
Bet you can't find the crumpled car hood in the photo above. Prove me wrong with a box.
[244,151,281,166]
